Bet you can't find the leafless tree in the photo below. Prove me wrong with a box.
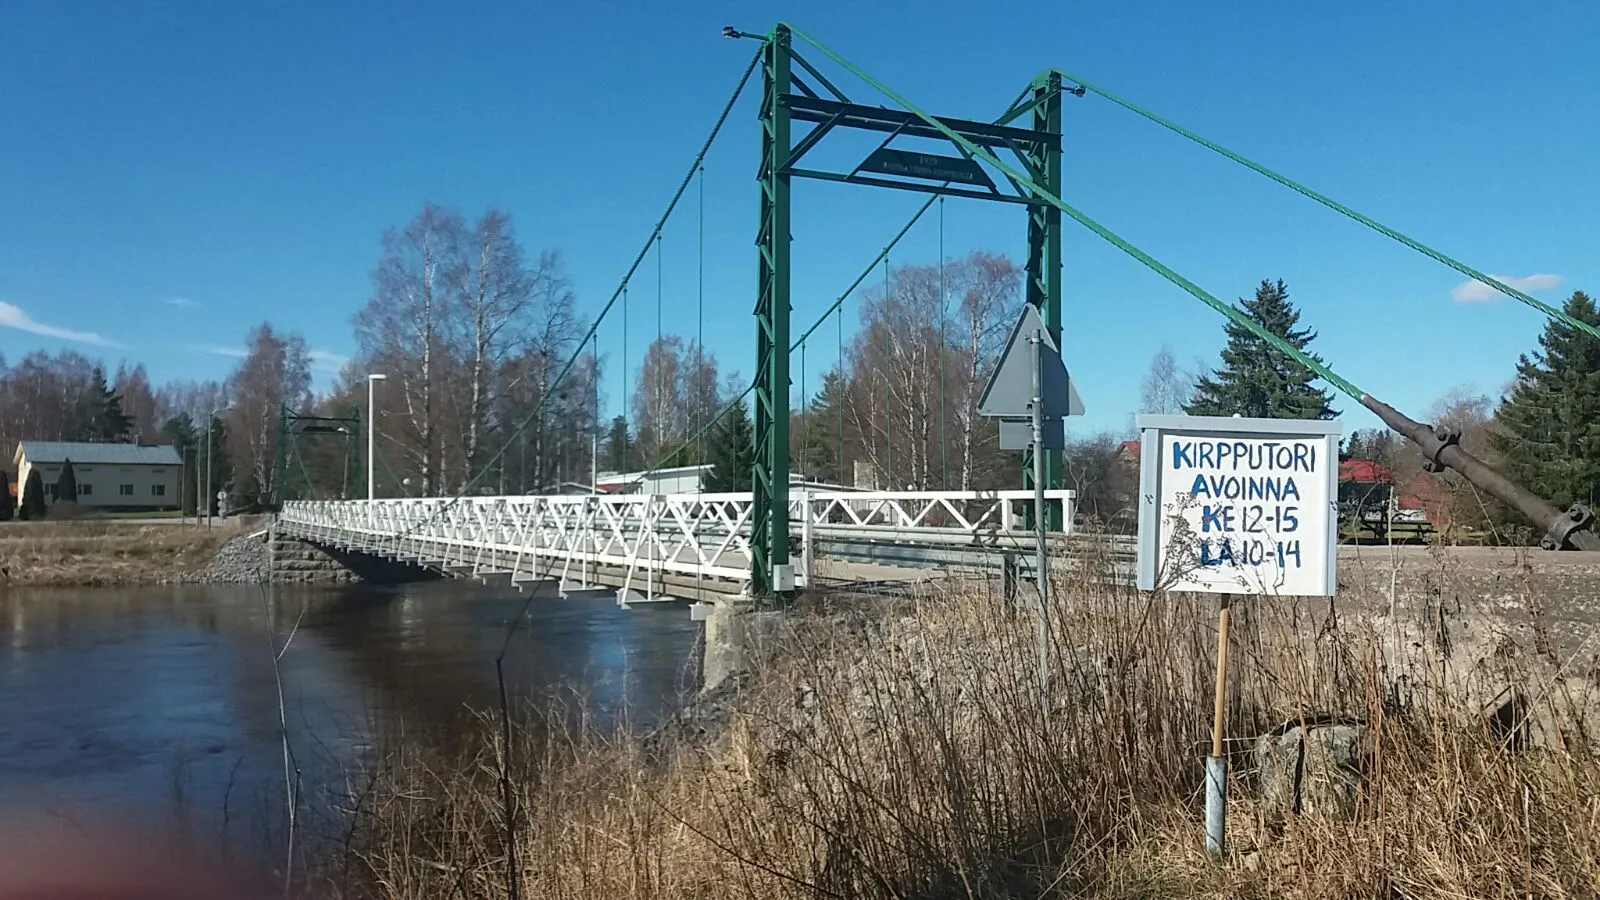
[442,210,540,484]
[952,252,1022,489]
[225,323,312,507]
[1139,344,1192,415]
[155,379,230,429]
[113,362,160,441]
[841,253,1020,491]
[354,203,464,496]
[0,350,99,453]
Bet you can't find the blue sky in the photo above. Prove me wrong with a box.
[2,0,1595,436]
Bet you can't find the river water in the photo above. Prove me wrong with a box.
[0,581,699,858]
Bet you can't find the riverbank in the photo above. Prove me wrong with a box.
[313,550,1600,899]
[0,520,260,587]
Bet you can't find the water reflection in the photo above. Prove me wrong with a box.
[0,581,698,856]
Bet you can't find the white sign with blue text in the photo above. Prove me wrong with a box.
[1135,415,1341,597]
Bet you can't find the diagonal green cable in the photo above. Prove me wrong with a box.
[630,194,941,481]
[1056,70,1598,340]
[379,44,763,538]
[784,21,1366,401]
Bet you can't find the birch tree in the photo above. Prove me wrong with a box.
[354,203,465,495]
[224,323,312,507]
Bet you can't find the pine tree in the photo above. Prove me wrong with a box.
[20,469,46,519]
[1493,290,1600,510]
[702,399,755,492]
[1185,279,1338,420]
[0,474,13,522]
[57,458,78,504]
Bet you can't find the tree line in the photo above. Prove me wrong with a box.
[1131,277,1600,543]
[8,192,1590,544]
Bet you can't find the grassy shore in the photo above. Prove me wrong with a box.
[313,547,1600,899]
[0,520,241,586]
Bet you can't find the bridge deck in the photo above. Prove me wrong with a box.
[279,490,1081,602]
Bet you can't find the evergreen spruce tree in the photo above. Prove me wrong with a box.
[799,371,848,484]
[57,459,78,504]
[20,469,46,520]
[162,415,200,515]
[1493,290,1600,510]
[0,474,13,522]
[604,416,636,473]
[702,399,755,492]
[1185,279,1338,420]
[76,367,134,442]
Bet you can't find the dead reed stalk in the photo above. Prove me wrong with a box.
[323,547,1600,899]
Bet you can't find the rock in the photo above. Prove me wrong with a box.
[1252,719,1367,822]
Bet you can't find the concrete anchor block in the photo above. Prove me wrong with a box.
[700,594,783,694]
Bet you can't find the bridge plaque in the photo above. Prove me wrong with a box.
[858,148,996,189]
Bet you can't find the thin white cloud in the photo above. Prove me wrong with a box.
[0,300,123,347]
[309,349,350,373]
[197,343,348,373]
[160,296,200,308]
[193,343,248,359]
[1450,273,1564,303]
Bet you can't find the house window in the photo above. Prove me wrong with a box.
[80,484,93,496]
[152,468,166,474]
[47,484,58,500]
[119,484,134,496]
[80,467,94,473]
[152,484,167,497]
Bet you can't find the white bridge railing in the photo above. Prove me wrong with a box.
[277,489,1075,599]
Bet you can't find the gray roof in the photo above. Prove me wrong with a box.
[17,441,183,466]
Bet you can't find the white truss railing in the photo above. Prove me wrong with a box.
[277,488,1075,599]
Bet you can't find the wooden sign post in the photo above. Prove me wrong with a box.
[1133,414,1341,858]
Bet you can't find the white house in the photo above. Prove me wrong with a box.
[594,464,713,495]
[14,441,185,511]
[591,464,857,496]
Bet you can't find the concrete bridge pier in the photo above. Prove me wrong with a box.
[692,595,783,693]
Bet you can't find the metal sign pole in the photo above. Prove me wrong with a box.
[1029,330,1049,699]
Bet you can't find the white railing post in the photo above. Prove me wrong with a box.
[800,489,814,588]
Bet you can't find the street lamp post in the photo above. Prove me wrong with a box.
[367,374,387,502]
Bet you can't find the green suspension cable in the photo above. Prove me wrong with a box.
[800,341,808,479]
[592,332,600,478]
[381,44,763,539]
[884,254,892,483]
[622,283,629,442]
[628,194,939,485]
[697,163,706,465]
[785,22,1367,401]
[938,195,947,490]
[1055,69,1600,341]
[836,302,844,486]
[655,233,663,451]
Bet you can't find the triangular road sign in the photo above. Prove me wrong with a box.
[977,303,1084,420]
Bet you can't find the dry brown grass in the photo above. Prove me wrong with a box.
[0,520,236,586]
[322,548,1600,899]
